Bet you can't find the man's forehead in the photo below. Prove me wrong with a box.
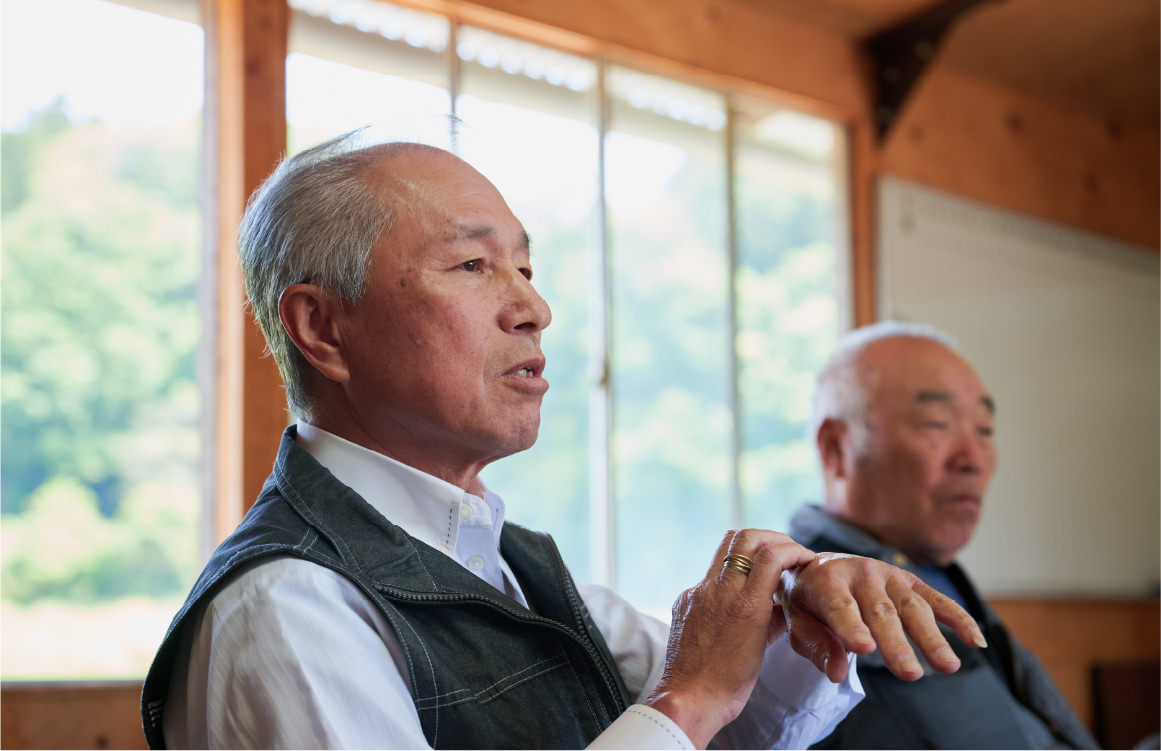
[862,336,991,405]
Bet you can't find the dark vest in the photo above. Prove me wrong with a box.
[141,428,631,749]
[788,505,1099,750]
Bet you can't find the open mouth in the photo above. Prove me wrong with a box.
[516,367,534,378]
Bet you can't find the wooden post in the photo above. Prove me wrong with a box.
[203,0,289,545]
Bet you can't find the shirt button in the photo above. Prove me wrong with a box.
[892,552,908,567]
[467,556,485,572]
[459,504,473,522]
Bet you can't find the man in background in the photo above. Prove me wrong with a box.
[791,320,1098,749]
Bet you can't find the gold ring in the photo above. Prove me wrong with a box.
[722,552,754,576]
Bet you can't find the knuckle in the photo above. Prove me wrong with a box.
[895,593,930,615]
[868,599,898,621]
[825,595,857,616]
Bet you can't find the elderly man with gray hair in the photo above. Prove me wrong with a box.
[140,134,988,750]
[789,321,1099,749]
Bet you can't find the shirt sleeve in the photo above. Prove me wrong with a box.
[163,557,430,750]
[578,582,865,750]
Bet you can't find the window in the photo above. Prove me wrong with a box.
[289,0,846,617]
[1,0,204,679]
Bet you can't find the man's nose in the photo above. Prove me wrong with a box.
[499,268,552,334]
[947,424,985,474]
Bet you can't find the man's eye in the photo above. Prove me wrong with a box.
[977,426,994,438]
[922,421,949,430]
[460,259,482,272]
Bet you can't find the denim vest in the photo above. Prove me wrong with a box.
[141,428,631,749]
[789,505,1099,750]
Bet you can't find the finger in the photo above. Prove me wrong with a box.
[792,569,877,656]
[854,578,925,681]
[719,529,815,586]
[743,542,816,603]
[885,577,961,674]
[785,603,850,683]
[706,530,740,578]
[913,578,988,649]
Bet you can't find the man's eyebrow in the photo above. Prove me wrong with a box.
[916,389,996,416]
[455,225,532,251]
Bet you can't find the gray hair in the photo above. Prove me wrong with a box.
[238,131,433,419]
[809,320,958,448]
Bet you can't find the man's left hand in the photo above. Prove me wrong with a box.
[777,553,987,683]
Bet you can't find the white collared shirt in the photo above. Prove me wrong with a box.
[163,422,862,749]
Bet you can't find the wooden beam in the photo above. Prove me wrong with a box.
[204,0,289,543]
[882,67,1160,250]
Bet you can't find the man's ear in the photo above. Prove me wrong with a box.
[278,283,350,384]
[817,417,849,480]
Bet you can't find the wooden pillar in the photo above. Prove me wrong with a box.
[203,0,289,544]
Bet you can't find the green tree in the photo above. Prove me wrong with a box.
[1,106,201,518]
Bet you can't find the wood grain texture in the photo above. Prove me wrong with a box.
[990,597,1161,730]
[881,67,1160,249]
[0,682,146,750]
[205,0,289,536]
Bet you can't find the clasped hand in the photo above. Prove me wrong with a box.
[646,529,985,748]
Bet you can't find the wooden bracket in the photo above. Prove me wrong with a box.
[866,0,998,142]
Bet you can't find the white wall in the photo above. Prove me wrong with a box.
[878,177,1160,596]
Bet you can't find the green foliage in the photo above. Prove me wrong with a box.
[1,106,201,518]
[1,475,199,604]
[1,102,202,605]
[0,97,73,215]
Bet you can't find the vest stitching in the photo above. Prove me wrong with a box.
[389,608,441,745]
[294,527,316,553]
[561,644,602,728]
[275,458,366,576]
[541,536,627,714]
[415,653,568,707]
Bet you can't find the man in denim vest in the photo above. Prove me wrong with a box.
[791,322,1098,748]
[142,135,985,749]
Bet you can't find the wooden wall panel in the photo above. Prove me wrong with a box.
[991,598,1161,731]
[881,67,1160,250]
[0,682,146,750]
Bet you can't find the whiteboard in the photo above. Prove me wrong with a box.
[878,177,1160,596]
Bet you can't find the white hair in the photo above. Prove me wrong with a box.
[809,320,959,448]
[238,131,447,419]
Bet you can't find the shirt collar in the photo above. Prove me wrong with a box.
[294,421,506,555]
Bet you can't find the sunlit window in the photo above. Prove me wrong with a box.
[455,27,602,584]
[0,0,204,679]
[605,68,735,609]
[297,0,847,621]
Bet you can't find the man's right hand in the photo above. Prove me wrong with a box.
[644,529,817,749]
